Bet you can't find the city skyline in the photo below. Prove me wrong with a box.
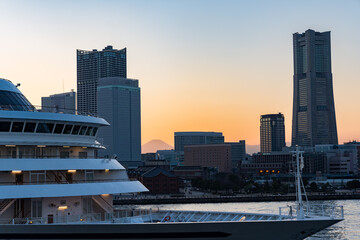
[0,0,359,147]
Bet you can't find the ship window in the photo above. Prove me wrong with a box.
[0,121,11,132]
[0,90,34,111]
[54,124,64,134]
[36,123,54,133]
[79,126,87,135]
[85,126,93,136]
[24,122,36,132]
[63,125,73,134]
[71,125,81,135]
[11,122,24,132]
[85,170,94,181]
[60,151,70,158]
[31,200,42,218]
[92,127,98,136]
[79,151,87,159]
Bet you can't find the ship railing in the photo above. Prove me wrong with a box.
[279,204,344,220]
[302,204,344,219]
[0,179,135,186]
[3,213,103,225]
[105,208,155,222]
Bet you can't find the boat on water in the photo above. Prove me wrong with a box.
[0,78,343,240]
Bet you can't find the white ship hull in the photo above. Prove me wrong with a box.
[0,218,341,240]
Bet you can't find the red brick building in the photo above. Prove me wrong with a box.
[137,167,182,194]
[184,144,232,173]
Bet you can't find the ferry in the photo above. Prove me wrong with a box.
[0,78,343,239]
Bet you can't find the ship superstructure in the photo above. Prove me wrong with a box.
[0,78,147,222]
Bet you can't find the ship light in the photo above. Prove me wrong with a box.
[67,170,76,173]
[37,145,46,148]
[82,147,87,149]
[5,145,16,147]
[58,206,68,210]
[11,170,22,174]
[105,169,110,172]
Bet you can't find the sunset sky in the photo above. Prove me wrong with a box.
[0,0,359,147]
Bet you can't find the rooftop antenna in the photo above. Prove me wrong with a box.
[16,83,21,88]
[62,79,64,93]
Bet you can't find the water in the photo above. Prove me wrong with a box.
[134,200,359,240]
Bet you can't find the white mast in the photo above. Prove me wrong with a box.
[294,146,304,219]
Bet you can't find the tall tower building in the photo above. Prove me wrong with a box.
[291,29,338,147]
[77,45,126,115]
[260,113,285,153]
[97,77,141,168]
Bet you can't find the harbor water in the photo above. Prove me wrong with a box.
[132,199,359,240]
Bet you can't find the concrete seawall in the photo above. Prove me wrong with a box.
[114,193,360,205]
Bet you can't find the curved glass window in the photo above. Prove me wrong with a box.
[0,121,11,132]
[92,127,98,136]
[11,122,24,132]
[71,125,80,135]
[0,90,34,111]
[36,123,54,133]
[63,125,73,134]
[24,122,37,132]
[54,124,64,134]
[79,126,87,135]
[85,126,93,136]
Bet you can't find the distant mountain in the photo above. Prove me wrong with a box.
[142,139,173,153]
[246,145,260,154]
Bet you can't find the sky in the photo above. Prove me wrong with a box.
[0,0,359,147]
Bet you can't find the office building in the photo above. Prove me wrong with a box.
[184,144,232,173]
[77,45,126,115]
[97,77,141,167]
[315,144,359,175]
[291,29,338,147]
[41,91,76,114]
[226,140,246,170]
[260,113,285,153]
[174,132,224,152]
[240,151,327,176]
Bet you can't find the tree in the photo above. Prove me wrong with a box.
[347,180,360,189]
[310,182,317,192]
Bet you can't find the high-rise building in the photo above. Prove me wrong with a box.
[41,91,76,114]
[97,77,141,168]
[174,132,224,152]
[291,29,338,147]
[77,45,126,115]
[260,113,285,153]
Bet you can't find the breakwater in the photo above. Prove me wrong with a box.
[114,193,360,205]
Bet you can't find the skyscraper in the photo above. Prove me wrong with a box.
[77,45,126,115]
[97,77,141,167]
[260,113,285,153]
[291,29,338,147]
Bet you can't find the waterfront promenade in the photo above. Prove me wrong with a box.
[114,192,360,205]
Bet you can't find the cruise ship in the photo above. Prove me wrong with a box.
[0,78,343,240]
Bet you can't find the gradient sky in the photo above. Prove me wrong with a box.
[0,0,359,147]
